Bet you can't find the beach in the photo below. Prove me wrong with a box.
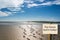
[0,21,52,40]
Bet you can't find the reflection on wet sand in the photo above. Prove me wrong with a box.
[0,22,48,40]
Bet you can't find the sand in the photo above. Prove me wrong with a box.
[0,22,48,40]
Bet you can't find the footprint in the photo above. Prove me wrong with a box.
[33,36,37,38]
[27,38,30,40]
[41,35,44,37]
[23,35,25,38]
[33,33,35,35]
[24,29,26,32]
[23,32,27,35]
[39,38,42,40]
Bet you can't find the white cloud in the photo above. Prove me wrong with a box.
[0,11,11,16]
[25,0,60,8]
[0,0,60,17]
[0,0,60,9]
[24,0,34,3]
[7,7,21,12]
[53,0,60,5]
[0,0,24,8]
[39,2,52,6]
[27,2,52,8]
[27,3,39,8]
[0,0,24,16]
[37,0,45,2]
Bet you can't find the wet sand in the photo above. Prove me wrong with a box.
[0,22,48,40]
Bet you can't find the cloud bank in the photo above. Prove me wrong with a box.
[0,0,60,16]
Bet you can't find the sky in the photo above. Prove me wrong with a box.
[0,0,60,21]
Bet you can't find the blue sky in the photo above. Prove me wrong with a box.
[0,0,60,21]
